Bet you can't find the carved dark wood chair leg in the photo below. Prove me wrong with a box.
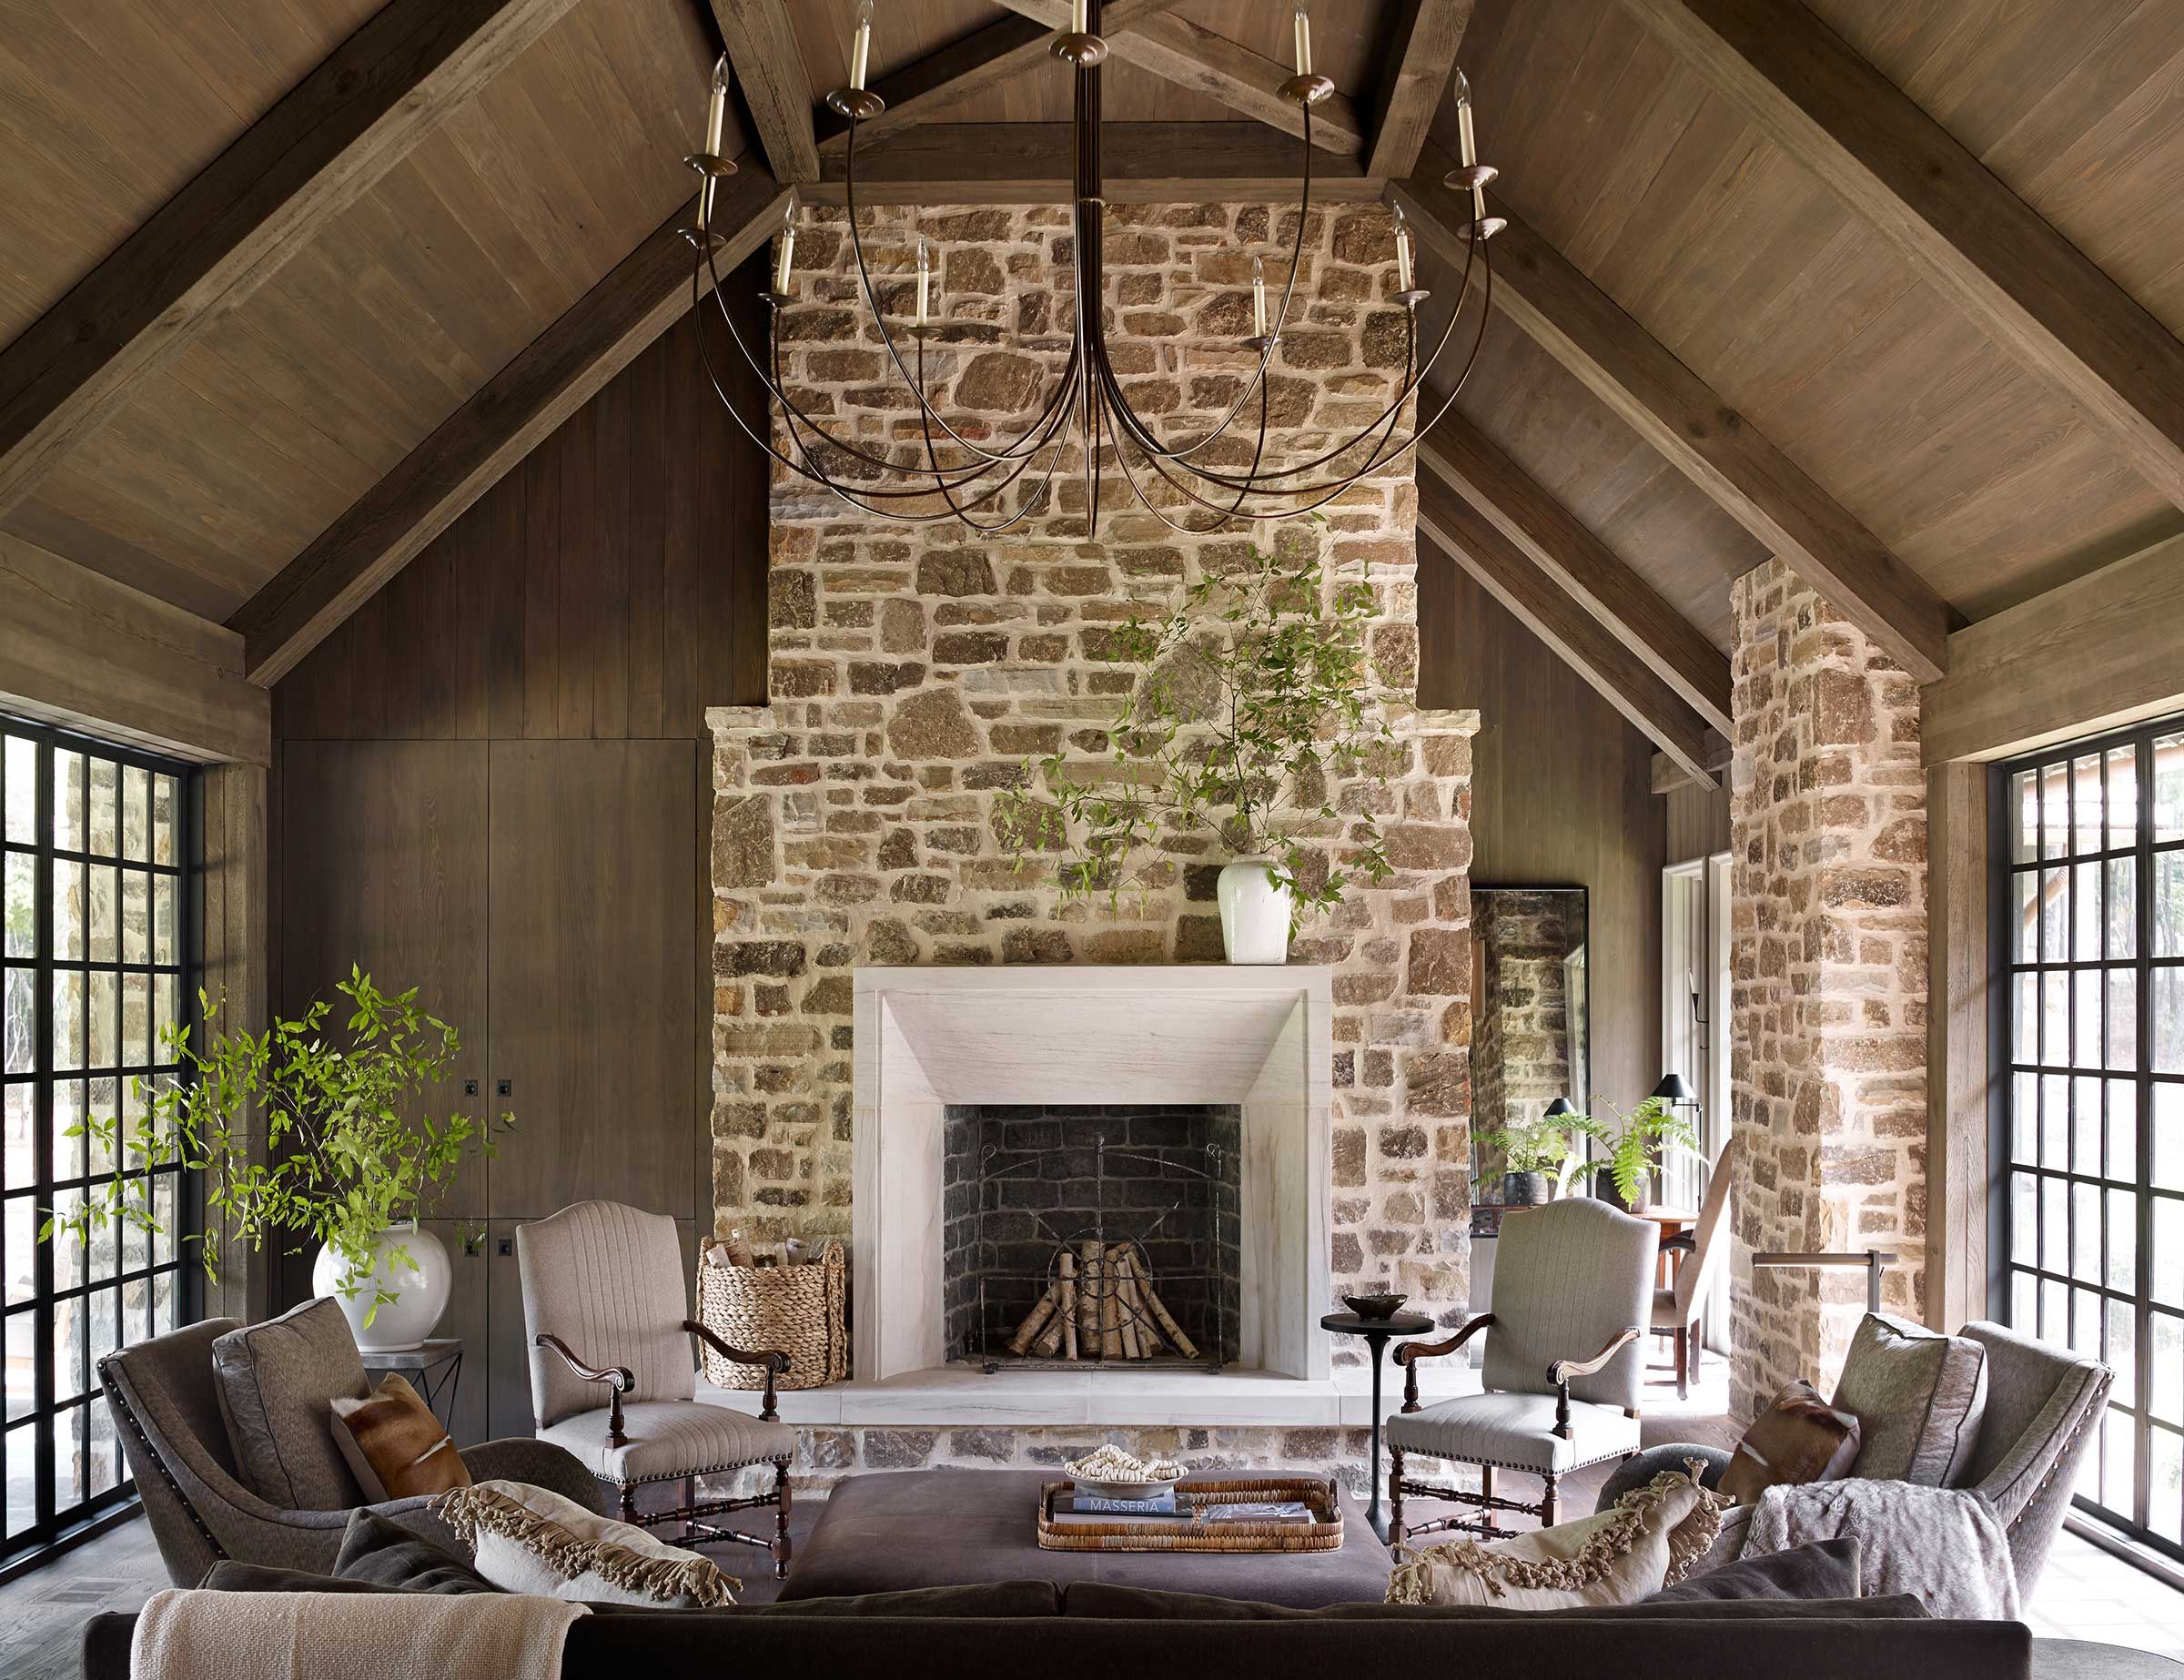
[772,1457,793,1579]
[1540,1472,1559,1527]
[1673,1325,1689,1401]
[1480,1463,1494,1507]
[1388,1444,1404,1543]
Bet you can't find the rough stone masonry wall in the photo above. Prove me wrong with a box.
[702,199,1478,1490]
[1727,560,1927,1419]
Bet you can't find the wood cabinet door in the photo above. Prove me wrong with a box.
[485,741,701,1220]
[277,741,493,1224]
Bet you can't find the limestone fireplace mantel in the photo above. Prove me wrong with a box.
[852,965,1334,1385]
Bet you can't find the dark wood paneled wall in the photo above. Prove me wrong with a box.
[1420,552,1666,1111]
[273,308,769,744]
[1666,782,1732,865]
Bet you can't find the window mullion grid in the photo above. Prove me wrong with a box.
[2135,734,2156,1535]
[30,740,55,1548]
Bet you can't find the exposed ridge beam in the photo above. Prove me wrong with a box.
[998,3,1366,157]
[0,0,581,523]
[808,123,1375,206]
[1419,416,1731,735]
[1365,0,1471,181]
[1618,0,2184,516]
[817,0,1186,157]
[230,159,786,685]
[709,0,819,185]
[1392,145,1952,683]
[1420,474,1721,788]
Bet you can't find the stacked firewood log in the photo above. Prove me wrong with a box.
[1006,1240,1199,1361]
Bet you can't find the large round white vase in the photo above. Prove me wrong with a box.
[1217,857,1294,964]
[312,1222,451,1353]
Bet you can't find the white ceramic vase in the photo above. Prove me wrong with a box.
[311,1221,451,1353]
[1216,857,1293,964]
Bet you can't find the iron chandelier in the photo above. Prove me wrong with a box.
[681,1,1505,534]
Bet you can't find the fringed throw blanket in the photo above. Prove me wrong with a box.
[129,1587,587,1680]
[1744,1479,2022,1620]
[432,1480,741,1609]
[1387,1464,1724,1609]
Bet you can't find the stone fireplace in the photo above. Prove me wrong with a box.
[701,197,1481,1481]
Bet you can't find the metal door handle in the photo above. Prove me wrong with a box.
[497,1079,511,1098]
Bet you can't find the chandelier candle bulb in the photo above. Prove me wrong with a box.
[915,235,931,326]
[704,56,728,157]
[1394,210,1413,292]
[773,196,797,296]
[1292,4,1312,76]
[1252,256,1269,339]
[1455,70,1487,220]
[849,0,874,92]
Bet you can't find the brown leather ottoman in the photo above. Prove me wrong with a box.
[779,1467,1396,1608]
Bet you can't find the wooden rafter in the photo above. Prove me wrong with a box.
[229,158,788,686]
[1618,0,2184,515]
[807,122,1375,206]
[1418,418,1731,735]
[817,0,1186,157]
[997,3,1366,157]
[1419,475,1722,788]
[0,0,581,524]
[1365,0,1471,181]
[708,0,819,185]
[1391,145,1953,683]
[1651,740,1732,795]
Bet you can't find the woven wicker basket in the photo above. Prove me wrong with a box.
[694,1238,847,1391]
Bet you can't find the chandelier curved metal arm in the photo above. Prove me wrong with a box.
[679,0,1510,534]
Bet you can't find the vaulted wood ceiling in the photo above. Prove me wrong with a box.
[5,0,2182,758]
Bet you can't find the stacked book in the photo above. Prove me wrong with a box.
[1061,1491,1314,1523]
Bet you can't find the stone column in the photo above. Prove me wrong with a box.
[1727,561,1927,1416]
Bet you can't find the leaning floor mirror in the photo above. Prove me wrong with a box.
[1469,886,1590,1207]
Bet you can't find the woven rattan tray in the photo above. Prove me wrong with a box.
[1036,1476,1344,1553]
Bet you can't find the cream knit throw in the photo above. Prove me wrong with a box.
[129,1588,588,1680]
[1387,1463,1725,1609]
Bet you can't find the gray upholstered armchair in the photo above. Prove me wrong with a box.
[1600,1315,2113,1601]
[1388,1197,1657,1539]
[100,1310,604,1587]
[516,1199,798,1577]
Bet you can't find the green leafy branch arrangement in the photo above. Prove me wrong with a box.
[1477,1114,1601,1192]
[43,967,510,1326]
[995,536,1397,915]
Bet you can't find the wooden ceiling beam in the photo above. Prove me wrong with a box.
[1651,739,1732,796]
[708,0,819,185]
[997,3,1367,157]
[0,0,581,524]
[1618,0,2184,516]
[806,123,1376,206]
[1391,146,1953,683]
[0,533,268,765]
[1365,0,1472,181]
[230,159,787,686]
[816,0,1186,157]
[1418,417,1732,735]
[1419,474,1722,789]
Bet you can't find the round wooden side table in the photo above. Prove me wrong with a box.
[1320,1310,1438,1543]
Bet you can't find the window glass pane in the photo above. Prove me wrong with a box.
[122,870,148,966]
[2,853,29,960]
[86,972,116,1070]
[86,758,116,859]
[2074,1181,2101,1281]
[2109,970,2138,1068]
[87,1076,117,1180]
[2074,1075,2101,1169]
[51,858,82,959]
[2043,1276,2069,1342]
[49,1297,84,1402]
[152,774,177,866]
[2112,1300,2138,1408]
[121,766,148,865]
[2112,1077,2139,1181]
[1,1312,27,1422]
[2,1087,25,1194]
[2013,1072,2038,1163]
[2153,1431,2183,1544]
[3,968,31,1076]
[2159,1198,2184,1308]
[2156,1312,2184,1426]
[2043,866,2071,960]
[2076,973,2102,1069]
[2159,854,2184,957]
[86,863,116,963]
[2110,858,2137,959]
[2045,763,2070,858]
[123,973,149,1069]
[2012,1269,2037,1331]
[51,1080,83,1182]
[2045,972,2071,1065]
[2103,1408,2137,1513]
[52,750,82,853]
[2044,1176,2069,1274]
[3,1422,30,1537]
[2043,1073,2069,1167]
[2075,756,2104,855]
[2159,734,2184,843]
[2077,859,2100,957]
[2012,1173,2038,1264]
[2015,870,2039,963]
[2110,745,2139,851]
[2159,970,2184,1074]
[2074,1286,2103,1359]
[50,1402,87,1508]
[2112,1186,2139,1292]
[2,739,31,845]
[2159,1082,2184,1190]
[153,874,176,966]
[2014,972,2037,1063]
[50,971,82,1070]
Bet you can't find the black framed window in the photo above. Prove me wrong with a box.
[2,718,192,1564]
[1996,715,2184,1560]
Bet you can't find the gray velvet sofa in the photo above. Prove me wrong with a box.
[100,1316,606,1585]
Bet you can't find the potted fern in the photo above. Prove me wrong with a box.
[1573,1096,1699,1214]
[995,537,1395,960]
[1475,1114,1598,1205]
[44,967,510,1351]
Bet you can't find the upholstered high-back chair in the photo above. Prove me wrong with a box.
[1653,1137,1738,1399]
[99,1309,602,1586]
[1386,1196,1658,1541]
[516,1199,798,1576]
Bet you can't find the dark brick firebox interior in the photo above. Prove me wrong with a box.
[942,1105,1242,1367]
